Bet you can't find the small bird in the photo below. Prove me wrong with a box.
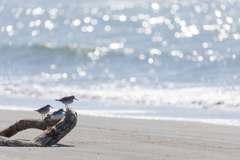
[35,105,53,120]
[51,108,65,120]
[55,95,78,109]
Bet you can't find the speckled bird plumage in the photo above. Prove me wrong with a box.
[35,104,53,119]
[51,108,65,120]
[55,95,78,109]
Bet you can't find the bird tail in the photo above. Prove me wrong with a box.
[55,99,59,101]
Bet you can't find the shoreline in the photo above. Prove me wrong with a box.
[0,106,240,127]
[0,110,239,160]
[0,105,240,127]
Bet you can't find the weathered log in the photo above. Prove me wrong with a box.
[0,108,77,147]
[0,118,60,138]
[0,136,41,147]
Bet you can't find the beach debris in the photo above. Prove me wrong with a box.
[0,108,77,147]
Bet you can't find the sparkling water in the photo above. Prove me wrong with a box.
[1,0,240,125]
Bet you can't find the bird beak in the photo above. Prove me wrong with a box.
[75,98,78,101]
[50,106,54,108]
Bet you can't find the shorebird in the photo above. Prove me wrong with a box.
[51,108,65,120]
[35,105,53,119]
[55,95,78,109]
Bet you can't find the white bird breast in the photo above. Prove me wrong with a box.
[52,113,64,119]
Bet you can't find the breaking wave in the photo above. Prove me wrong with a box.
[1,84,240,111]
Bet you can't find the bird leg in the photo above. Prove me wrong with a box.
[41,115,43,120]
[65,105,69,110]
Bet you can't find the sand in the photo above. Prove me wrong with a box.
[0,109,239,160]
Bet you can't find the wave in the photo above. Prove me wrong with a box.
[2,42,240,68]
[0,43,136,59]
[1,84,240,111]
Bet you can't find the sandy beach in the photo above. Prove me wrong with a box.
[0,109,239,160]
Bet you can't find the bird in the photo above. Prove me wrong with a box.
[51,108,65,120]
[55,95,78,109]
[35,105,53,120]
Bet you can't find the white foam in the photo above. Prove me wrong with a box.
[0,105,35,111]
[1,84,240,111]
[75,110,240,127]
[0,105,239,126]
[0,105,64,113]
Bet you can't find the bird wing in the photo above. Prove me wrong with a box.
[57,96,70,101]
[52,110,58,115]
[35,106,46,112]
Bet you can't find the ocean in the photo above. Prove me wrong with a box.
[1,0,240,126]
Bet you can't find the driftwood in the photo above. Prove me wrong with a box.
[0,108,77,147]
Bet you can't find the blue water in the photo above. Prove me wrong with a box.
[1,0,240,125]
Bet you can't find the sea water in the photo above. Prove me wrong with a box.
[1,0,240,126]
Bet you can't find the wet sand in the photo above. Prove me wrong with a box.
[0,109,239,160]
